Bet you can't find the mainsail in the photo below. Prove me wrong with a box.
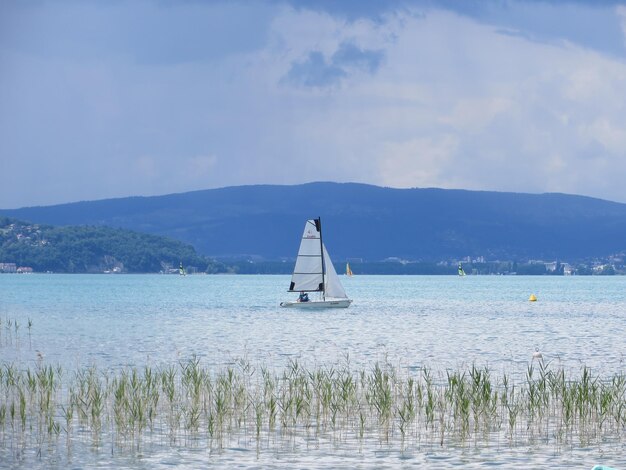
[289,219,324,292]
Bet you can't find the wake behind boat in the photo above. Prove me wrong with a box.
[280,218,352,309]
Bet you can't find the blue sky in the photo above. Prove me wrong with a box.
[2,0,626,208]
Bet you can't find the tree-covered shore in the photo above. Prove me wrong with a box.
[0,217,226,274]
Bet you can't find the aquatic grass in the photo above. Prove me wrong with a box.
[0,358,625,460]
[26,318,33,349]
[0,317,35,350]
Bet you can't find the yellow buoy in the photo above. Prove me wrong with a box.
[529,294,537,302]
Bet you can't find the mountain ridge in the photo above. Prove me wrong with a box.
[2,182,626,261]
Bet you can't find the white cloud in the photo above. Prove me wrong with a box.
[617,5,626,47]
[2,1,626,207]
[378,135,459,188]
[247,6,626,201]
[438,97,513,134]
[181,155,218,180]
[133,156,160,180]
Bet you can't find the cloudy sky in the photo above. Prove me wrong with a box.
[2,0,626,208]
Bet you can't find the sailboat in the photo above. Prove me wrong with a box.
[179,262,186,276]
[458,262,466,276]
[346,262,353,276]
[280,218,352,308]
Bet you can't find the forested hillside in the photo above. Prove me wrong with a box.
[0,217,225,273]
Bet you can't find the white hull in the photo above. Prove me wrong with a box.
[280,299,352,309]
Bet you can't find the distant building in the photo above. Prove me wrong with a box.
[383,257,409,265]
[593,264,614,274]
[545,261,557,272]
[544,261,574,274]
[17,266,33,274]
[0,263,17,273]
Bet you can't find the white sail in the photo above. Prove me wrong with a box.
[323,244,348,299]
[289,219,324,292]
[281,218,352,308]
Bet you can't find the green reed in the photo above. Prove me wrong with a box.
[0,317,35,349]
[0,358,625,459]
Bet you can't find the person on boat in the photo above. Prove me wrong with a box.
[298,292,309,302]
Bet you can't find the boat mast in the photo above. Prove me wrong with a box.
[316,217,325,301]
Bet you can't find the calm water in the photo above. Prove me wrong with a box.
[1,274,625,468]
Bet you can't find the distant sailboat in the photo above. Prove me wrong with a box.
[346,262,353,276]
[179,262,186,276]
[458,263,466,276]
[280,218,352,309]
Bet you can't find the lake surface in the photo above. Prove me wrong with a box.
[1,274,625,468]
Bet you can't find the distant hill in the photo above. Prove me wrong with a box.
[2,182,626,261]
[0,217,225,273]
